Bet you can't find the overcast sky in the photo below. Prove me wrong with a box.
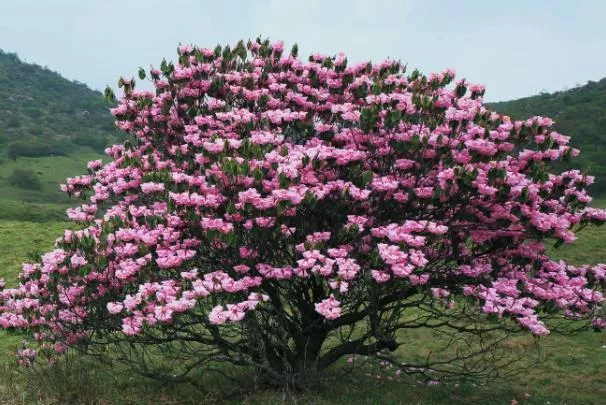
[1,0,604,101]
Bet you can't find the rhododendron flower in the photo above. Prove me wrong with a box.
[315,296,342,320]
[140,182,165,193]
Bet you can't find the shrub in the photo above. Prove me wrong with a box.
[6,140,71,159]
[0,39,605,390]
[23,106,43,119]
[7,168,41,190]
[72,132,108,153]
[5,116,21,128]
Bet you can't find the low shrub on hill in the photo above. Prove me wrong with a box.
[7,168,41,190]
[6,140,72,159]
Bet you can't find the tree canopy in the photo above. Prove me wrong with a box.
[1,40,604,389]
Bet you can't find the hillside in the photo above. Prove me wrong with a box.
[0,50,116,154]
[491,78,606,194]
[0,50,113,220]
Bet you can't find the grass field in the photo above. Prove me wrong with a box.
[0,150,102,221]
[0,215,605,404]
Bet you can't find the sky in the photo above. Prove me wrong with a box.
[1,0,605,102]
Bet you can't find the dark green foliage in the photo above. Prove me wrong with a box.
[491,78,606,194]
[0,50,116,156]
[7,168,41,190]
[6,140,72,159]
[71,132,107,153]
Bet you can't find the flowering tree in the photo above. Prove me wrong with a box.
[1,39,605,389]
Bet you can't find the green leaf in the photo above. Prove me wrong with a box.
[253,168,264,182]
[103,86,116,103]
[455,84,467,98]
[279,173,290,188]
[361,170,374,186]
[520,187,529,203]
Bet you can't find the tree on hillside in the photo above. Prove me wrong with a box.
[8,168,41,190]
[0,39,605,391]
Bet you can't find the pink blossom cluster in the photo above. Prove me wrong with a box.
[314,296,342,320]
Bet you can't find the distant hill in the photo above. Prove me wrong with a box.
[0,50,116,156]
[491,78,606,195]
[0,50,114,220]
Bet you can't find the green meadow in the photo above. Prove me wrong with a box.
[0,152,102,222]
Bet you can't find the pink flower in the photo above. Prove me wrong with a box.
[70,253,87,268]
[231,265,249,274]
[225,304,246,322]
[208,306,228,325]
[315,296,342,320]
[106,302,124,314]
[371,270,391,283]
[140,182,165,194]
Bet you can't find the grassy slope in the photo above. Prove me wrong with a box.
[0,152,100,203]
[0,151,103,221]
[0,50,111,221]
[0,218,604,404]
